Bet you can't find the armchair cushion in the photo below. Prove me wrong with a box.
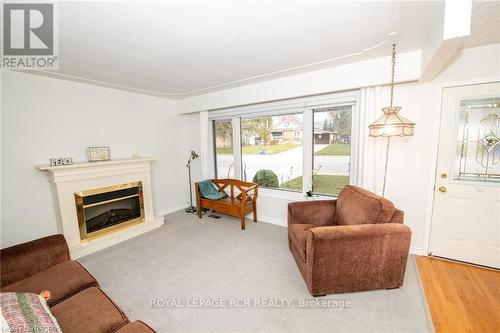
[289,224,317,261]
[288,200,336,227]
[334,185,395,226]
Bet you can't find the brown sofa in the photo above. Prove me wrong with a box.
[288,185,411,296]
[0,234,155,333]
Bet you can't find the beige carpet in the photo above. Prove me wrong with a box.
[79,210,434,333]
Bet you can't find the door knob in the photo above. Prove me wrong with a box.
[438,186,447,193]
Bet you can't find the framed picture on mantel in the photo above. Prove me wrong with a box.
[87,147,111,162]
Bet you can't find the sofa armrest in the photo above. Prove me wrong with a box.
[1,234,70,287]
[288,200,336,227]
[305,224,411,293]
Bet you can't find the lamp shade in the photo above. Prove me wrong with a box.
[190,150,199,160]
[368,106,415,137]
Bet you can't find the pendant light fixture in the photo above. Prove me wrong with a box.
[369,44,415,196]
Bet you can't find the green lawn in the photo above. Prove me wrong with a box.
[314,144,351,156]
[281,174,350,196]
[217,143,349,156]
[216,143,300,155]
[216,147,234,154]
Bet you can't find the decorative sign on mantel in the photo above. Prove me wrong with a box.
[49,157,73,167]
[87,147,111,162]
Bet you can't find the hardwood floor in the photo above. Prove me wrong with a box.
[416,256,500,333]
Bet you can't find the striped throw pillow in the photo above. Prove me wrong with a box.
[1,292,61,333]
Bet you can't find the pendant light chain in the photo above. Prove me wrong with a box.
[383,44,396,197]
[389,44,396,108]
[383,136,390,197]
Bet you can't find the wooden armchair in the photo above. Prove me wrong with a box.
[195,179,258,230]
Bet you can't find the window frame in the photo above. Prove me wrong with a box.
[213,118,235,179]
[311,105,355,197]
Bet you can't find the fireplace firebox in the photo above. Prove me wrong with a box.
[74,182,144,241]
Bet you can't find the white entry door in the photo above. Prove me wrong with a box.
[430,82,500,269]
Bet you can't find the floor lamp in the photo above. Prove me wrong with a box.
[185,150,199,213]
[368,44,415,197]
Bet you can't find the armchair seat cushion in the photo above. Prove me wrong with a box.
[289,224,317,261]
[51,287,128,333]
[1,261,98,306]
[335,185,396,226]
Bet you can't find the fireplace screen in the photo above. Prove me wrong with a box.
[75,182,144,240]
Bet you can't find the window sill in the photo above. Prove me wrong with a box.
[258,188,337,201]
[258,188,305,200]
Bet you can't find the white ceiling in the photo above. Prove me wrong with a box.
[43,1,498,98]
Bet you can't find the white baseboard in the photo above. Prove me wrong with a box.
[410,247,424,256]
[256,215,287,227]
[156,202,189,217]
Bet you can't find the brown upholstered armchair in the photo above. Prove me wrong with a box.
[288,185,411,296]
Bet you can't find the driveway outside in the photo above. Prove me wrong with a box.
[216,145,350,184]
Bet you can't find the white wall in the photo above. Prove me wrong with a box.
[186,43,500,254]
[1,70,199,248]
[177,50,421,114]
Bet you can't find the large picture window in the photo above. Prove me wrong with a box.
[209,92,357,197]
[241,114,303,191]
[313,106,352,196]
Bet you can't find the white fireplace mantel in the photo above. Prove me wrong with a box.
[37,158,164,258]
